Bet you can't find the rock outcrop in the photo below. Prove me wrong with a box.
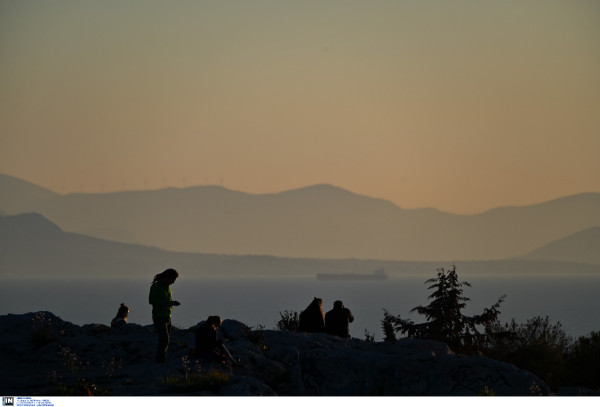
[0,312,552,396]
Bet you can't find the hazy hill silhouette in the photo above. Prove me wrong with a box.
[0,212,422,278]
[0,212,175,277]
[2,213,599,278]
[0,173,58,213]
[520,226,600,265]
[1,173,599,261]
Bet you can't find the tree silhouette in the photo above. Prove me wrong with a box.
[383,266,505,352]
[381,310,397,342]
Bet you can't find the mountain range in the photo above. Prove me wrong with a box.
[2,212,599,278]
[1,173,599,262]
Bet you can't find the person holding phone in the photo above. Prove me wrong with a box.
[149,268,181,363]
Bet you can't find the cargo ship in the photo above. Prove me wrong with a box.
[316,269,388,280]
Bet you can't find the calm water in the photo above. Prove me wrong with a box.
[1,275,599,340]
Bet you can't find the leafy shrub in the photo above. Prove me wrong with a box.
[483,316,572,390]
[275,310,300,332]
[565,331,600,390]
[250,324,267,350]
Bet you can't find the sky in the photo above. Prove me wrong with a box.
[1,1,599,214]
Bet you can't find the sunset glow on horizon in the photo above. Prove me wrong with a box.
[1,1,599,214]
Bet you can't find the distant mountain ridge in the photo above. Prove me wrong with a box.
[2,213,599,278]
[0,174,58,213]
[520,226,600,265]
[1,173,599,261]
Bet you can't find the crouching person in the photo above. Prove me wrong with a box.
[195,316,234,364]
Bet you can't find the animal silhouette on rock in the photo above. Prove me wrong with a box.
[298,297,325,333]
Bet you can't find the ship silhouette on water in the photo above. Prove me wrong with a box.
[316,269,389,281]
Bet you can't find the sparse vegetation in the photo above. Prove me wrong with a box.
[275,310,300,332]
[48,378,109,397]
[58,345,87,374]
[163,354,231,393]
[53,345,107,396]
[164,369,230,394]
[477,385,496,396]
[250,324,267,350]
[31,312,58,348]
[181,355,202,382]
[102,356,123,379]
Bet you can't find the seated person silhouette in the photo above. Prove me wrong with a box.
[325,300,354,338]
[195,315,233,364]
[111,303,129,328]
[297,297,326,333]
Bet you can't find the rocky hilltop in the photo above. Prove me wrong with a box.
[0,312,554,396]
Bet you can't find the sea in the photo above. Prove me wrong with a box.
[1,275,599,340]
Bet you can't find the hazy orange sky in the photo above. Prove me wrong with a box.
[1,1,599,214]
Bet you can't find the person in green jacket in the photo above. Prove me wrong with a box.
[149,268,181,363]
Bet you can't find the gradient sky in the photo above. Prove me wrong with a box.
[1,1,599,214]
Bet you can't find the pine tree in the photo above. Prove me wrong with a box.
[383,265,505,352]
[381,310,397,342]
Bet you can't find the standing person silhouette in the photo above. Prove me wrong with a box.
[149,268,181,363]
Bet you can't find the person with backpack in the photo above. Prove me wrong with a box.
[149,268,181,363]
